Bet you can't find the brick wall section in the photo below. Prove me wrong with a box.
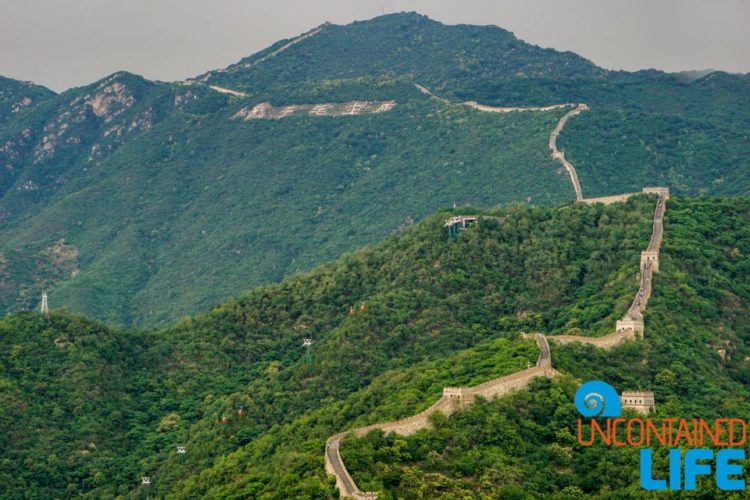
[325,190,668,497]
[548,329,637,349]
[324,334,556,497]
[548,104,589,201]
[582,193,640,205]
[549,189,667,350]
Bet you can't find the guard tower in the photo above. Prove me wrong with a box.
[642,187,670,200]
[641,251,659,272]
[620,391,655,414]
[443,387,474,407]
[616,317,644,338]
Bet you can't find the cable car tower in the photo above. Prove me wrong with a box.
[40,292,49,317]
[141,476,151,499]
[303,338,313,366]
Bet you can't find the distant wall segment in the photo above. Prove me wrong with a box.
[323,94,669,498]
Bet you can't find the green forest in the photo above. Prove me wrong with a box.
[1,12,749,327]
[2,195,749,498]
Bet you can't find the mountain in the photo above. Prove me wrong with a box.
[0,76,55,124]
[0,12,749,327]
[2,195,749,498]
[201,12,604,91]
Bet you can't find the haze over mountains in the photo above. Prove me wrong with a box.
[1,12,748,326]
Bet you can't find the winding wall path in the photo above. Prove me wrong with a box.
[327,190,667,497]
[241,23,329,70]
[549,104,588,201]
[325,86,670,498]
[413,85,588,202]
[325,335,557,498]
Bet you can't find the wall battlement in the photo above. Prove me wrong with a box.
[582,193,639,205]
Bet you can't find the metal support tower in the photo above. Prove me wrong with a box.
[303,338,313,366]
[41,292,49,316]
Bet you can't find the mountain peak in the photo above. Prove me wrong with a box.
[202,12,601,94]
[356,10,437,26]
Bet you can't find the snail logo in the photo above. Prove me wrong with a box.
[575,380,621,417]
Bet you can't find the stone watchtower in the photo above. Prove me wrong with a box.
[443,387,474,407]
[616,317,644,338]
[620,391,655,414]
[642,187,670,200]
[641,250,659,272]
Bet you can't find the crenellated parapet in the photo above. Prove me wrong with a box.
[582,193,640,205]
[548,329,637,350]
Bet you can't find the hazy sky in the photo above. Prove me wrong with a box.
[2,0,748,92]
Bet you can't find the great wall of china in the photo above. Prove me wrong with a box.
[325,334,558,499]
[324,91,671,497]
[178,65,670,497]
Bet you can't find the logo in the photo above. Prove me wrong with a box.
[574,380,746,491]
[574,380,621,417]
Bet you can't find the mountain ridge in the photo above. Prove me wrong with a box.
[2,193,749,498]
[0,12,748,327]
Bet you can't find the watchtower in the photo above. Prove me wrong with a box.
[641,250,659,272]
[616,317,644,337]
[642,187,670,200]
[620,391,655,414]
[443,387,474,407]
[444,216,479,237]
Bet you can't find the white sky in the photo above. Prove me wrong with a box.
[1,0,748,92]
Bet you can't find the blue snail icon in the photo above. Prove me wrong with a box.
[575,380,621,417]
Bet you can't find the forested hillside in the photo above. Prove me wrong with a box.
[4,196,748,498]
[0,12,748,329]
[2,196,663,497]
[342,197,750,498]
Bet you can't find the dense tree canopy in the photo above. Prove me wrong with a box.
[4,196,748,498]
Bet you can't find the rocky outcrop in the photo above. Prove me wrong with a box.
[233,100,396,120]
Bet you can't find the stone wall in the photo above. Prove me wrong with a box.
[325,334,556,497]
[325,432,377,499]
[325,191,669,498]
[548,329,637,350]
[582,193,639,205]
[621,391,656,414]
